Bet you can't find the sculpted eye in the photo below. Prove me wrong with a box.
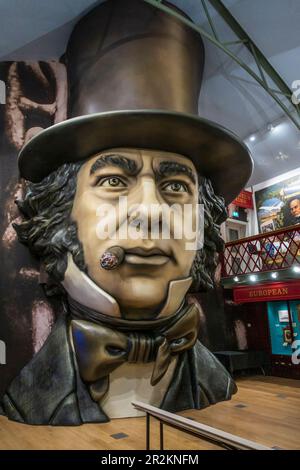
[97,177,126,187]
[161,181,188,193]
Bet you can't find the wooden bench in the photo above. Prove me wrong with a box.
[213,350,270,376]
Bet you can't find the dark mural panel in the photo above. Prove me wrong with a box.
[0,61,67,397]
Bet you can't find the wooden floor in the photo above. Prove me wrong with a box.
[0,376,300,450]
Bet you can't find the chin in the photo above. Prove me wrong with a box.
[114,280,168,313]
[118,294,164,311]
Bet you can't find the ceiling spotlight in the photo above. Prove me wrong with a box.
[249,135,256,142]
[267,124,275,132]
[293,266,300,273]
[233,276,239,282]
[249,274,257,282]
[271,272,278,279]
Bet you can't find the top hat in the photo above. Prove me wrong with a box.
[18,0,253,204]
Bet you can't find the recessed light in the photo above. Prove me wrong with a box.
[293,266,300,273]
[249,274,257,282]
[233,276,239,282]
[249,135,256,142]
[271,272,278,279]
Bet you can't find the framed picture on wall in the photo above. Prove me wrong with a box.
[278,310,289,322]
[296,304,300,322]
[255,172,300,233]
[283,327,293,344]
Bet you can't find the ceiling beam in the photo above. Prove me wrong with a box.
[144,0,300,130]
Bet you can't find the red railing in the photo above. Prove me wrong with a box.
[221,224,300,278]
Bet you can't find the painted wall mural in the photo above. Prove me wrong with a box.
[0,0,252,426]
[0,60,66,399]
[255,172,300,233]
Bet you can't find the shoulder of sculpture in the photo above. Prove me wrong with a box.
[0,313,77,424]
[191,341,238,401]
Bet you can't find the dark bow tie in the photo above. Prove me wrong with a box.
[71,303,200,403]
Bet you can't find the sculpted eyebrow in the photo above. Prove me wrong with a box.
[90,154,138,175]
[157,160,196,184]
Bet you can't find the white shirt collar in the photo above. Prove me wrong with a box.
[62,253,192,319]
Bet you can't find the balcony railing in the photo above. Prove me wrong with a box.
[221,224,300,279]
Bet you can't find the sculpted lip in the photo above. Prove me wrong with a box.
[125,247,168,256]
[124,247,171,265]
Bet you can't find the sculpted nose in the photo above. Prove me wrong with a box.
[128,179,163,233]
[139,179,162,206]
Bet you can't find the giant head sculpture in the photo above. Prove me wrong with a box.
[0,0,252,425]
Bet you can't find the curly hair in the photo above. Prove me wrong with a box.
[14,159,227,294]
[190,178,226,290]
[14,162,86,282]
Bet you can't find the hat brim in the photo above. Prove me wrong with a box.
[18,110,253,204]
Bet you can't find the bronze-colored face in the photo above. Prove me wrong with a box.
[71,148,198,318]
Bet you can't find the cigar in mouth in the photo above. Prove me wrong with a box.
[100,246,125,270]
